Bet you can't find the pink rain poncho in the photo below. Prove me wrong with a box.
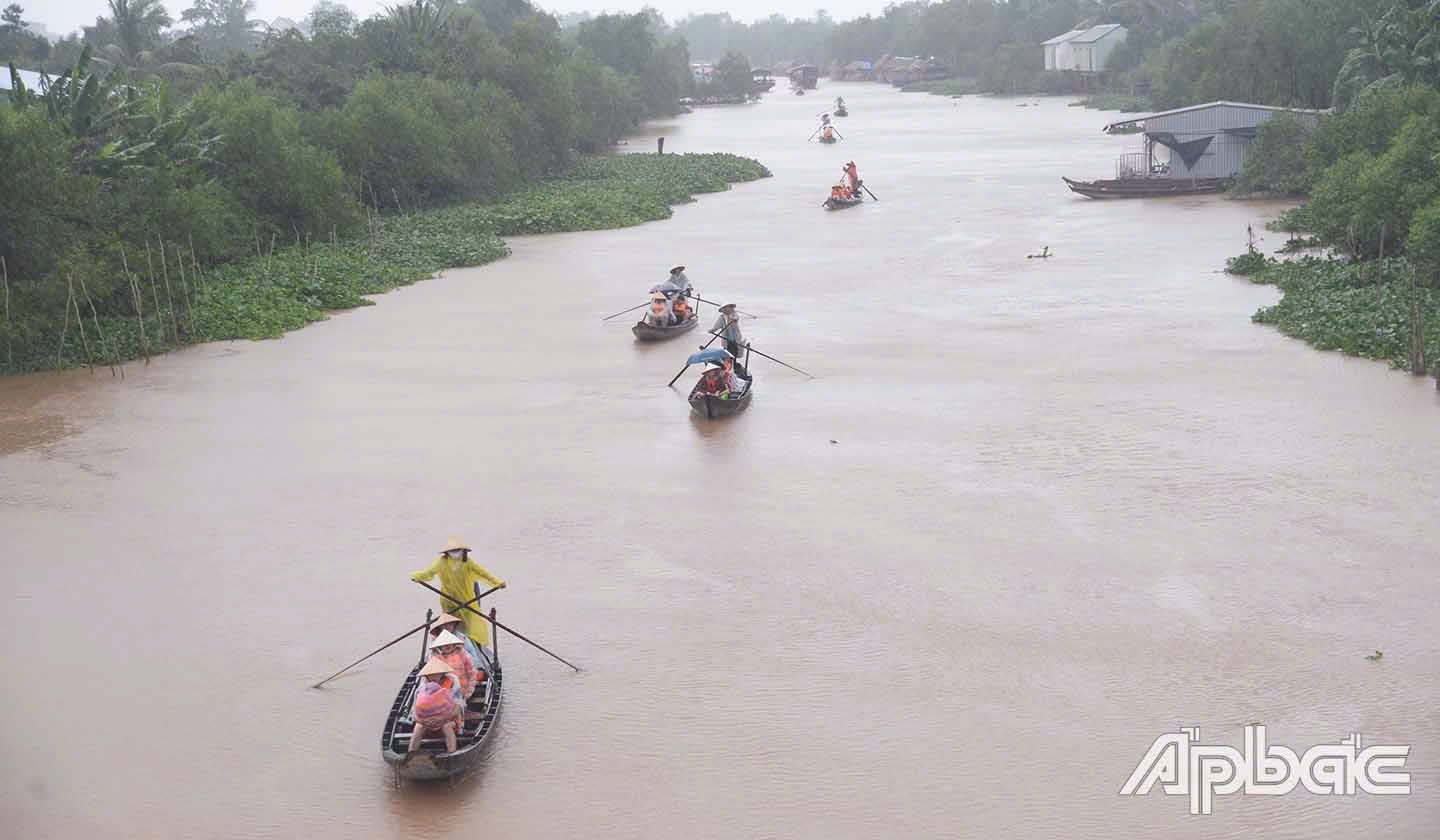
[412,673,463,728]
[435,648,476,697]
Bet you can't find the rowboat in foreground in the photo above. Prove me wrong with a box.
[381,611,504,783]
[632,313,699,341]
[687,349,754,419]
[1062,175,1228,199]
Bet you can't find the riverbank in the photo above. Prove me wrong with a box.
[2,152,769,375]
[892,78,1152,113]
[1231,252,1439,379]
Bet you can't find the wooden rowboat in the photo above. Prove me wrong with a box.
[1062,175,1228,199]
[381,630,504,783]
[824,194,863,210]
[834,106,848,117]
[688,363,754,419]
[819,135,838,144]
[632,314,699,341]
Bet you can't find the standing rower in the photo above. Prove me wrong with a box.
[411,538,506,648]
[712,304,745,359]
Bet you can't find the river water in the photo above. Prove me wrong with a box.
[2,83,1437,839]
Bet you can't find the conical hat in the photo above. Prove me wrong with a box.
[442,537,468,552]
[419,658,454,677]
[432,613,463,628]
[429,629,464,649]
[670,265,686,273]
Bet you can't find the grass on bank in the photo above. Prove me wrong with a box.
[1239,254,1438,373]
[6,153,770,373]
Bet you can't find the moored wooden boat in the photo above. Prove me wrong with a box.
[381,628,504,783]
[1062,175,1228,199]
[688,363,754,419]
[632,314,699,341]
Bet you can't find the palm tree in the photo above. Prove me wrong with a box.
[107,0,172,62]
[181,0,265,54]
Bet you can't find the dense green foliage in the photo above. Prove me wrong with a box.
[2,153,768,372]
[1249,258,1438,372]
[0,1,774,374]
[1237,81,1440,377]
[650,0,1431,110]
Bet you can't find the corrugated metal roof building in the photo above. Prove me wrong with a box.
[1042,29,1086,71]
[1069,24,1127,72]
[1043,25,1126,72]
[1103,101,1326,181]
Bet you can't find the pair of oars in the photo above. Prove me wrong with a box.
[601,293,757,322]
[666,329,816,387]
[311,581,579,688]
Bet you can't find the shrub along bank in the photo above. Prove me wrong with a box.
[2,153,770,372]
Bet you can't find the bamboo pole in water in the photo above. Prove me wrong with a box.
[120,248,149,364]
[2,256,10,371]
[145,242,165,343]
[55,277,74,368]
[174,243,195,334]
[77,273,120,378]
[1409,268,1426,377]
[67,275,94,372]
[159,241,178,342]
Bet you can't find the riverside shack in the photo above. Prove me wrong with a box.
[1065,100,1325,198]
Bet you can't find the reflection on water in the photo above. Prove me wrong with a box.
[1,84,1437,839]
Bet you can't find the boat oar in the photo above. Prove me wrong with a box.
[704,331,815,378]
[683,293,757,318]
[602,301,650,321]
[309,586,500,689]
[667,332,721,387]
[414,579,581,673]
[861,184,879,201]
[831,127,844,140]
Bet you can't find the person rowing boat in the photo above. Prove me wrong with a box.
[712,303,745,358]
[410,538,506,648]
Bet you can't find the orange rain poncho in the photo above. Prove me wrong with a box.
[411,552,506,646]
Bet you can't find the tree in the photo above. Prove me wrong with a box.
[182,0,266,54]
[105,0,174,62]
[1409,198,1440,289]
[712,50,751,98]
[2,4,25,30]
[307,0,356,38]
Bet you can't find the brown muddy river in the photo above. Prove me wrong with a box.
[2,84,1437,839]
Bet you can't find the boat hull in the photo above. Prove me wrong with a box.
[381,647,504,782]
[1062,176,1228,199]
[824,196,863,210]
[632,315,699,341]
[688,364,754,418]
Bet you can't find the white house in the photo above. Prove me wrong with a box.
[1042,29,1085,71]
[1043,24,1128,72]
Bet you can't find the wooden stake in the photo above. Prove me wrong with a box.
[67,275,94,372]
[55,277,74,367]
[174,243,194,334]
[2,255,10,372]
[121,248,149,364]
[77,274,119,378]
[1410,268,1426,376]
[159,240,178,341]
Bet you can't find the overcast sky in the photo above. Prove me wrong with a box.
[29,0,878,38]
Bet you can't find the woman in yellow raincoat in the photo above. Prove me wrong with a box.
[411,538,506,646]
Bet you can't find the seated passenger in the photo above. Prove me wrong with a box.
[409,658,463,755]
